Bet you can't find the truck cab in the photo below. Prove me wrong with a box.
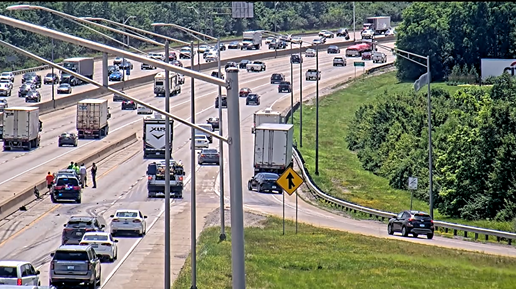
[146,160,185,198]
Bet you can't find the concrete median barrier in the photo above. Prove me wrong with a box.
[0,130,139,219]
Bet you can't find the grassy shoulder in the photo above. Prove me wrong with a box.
[173,217,516,289]
[292,71,514,233]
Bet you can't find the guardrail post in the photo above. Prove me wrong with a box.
[445,227,448,233]
[485,235,489,241]
[464,231,468,238]
[474,233,478,240]
[508,239,512,245]
[453,229,457,236]
[102,52,108,87]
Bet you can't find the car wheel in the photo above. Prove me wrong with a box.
[247,182,252,191]
[427,233,434,239]
[412,233,419,238]
[76,196,81,204]
[401,226,408,237]
[51,194,57,203]
[387,224,394,235]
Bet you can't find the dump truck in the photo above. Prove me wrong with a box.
[242,31,262,50]
[154,71,182,97]
[76,99,110,139]
[252,108,283,133]
[143,113,174,158]
[146,160,185,198]
[253,123,294,175]
[61,57,94,86]
[364,16,391,35]
[3,107,42,151]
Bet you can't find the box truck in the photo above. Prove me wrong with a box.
[242,31,262,50]
[143,113,174,158]
[76,99,110,139]
[61,57,94,86]
[154,72,182,97]
[253,123,294,175]
[364,16,391,35]
[252,108,283,133]
[3,107,42,151]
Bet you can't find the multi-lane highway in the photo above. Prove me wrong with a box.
[0,39,398,287]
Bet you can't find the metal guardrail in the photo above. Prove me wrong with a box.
[284,63,516,246]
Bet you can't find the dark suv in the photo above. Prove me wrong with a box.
[278,81,292,93]
[290,54,303,64]
[388,210,434,239]
[214,95,227,108]
[61,216,106,245]
[270,73,285,84]
[51,176,82,203]
[49,245,102,289]
[22,72,41,87]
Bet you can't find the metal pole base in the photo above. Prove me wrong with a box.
[190,286,198,289]
[219,233,227,242]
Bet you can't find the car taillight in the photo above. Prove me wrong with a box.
[85,228,95,232]
[408,218,414,222]
[179,176,183,181]
[133,219,141,223]
[200,154,206,157]
[430,220,434,224]
[112,219,120,222]
[73,186,81,190]
[55,186,63,190]
[50,262,54,270]
[17,278,22,285]
[101,243,112,246]
[148,176,152,180]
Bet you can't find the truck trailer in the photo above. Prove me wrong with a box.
[242,31,262,50]
[154,72,182,97]
[143,113,174,158]
[252,108,283,133]
[76,99,110,139]
[364,16,391,35]
[61,57,94,86]
[3,107,42,151]
[253,123,294,175]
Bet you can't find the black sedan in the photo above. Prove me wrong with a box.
[327,45,340,54]
[25,90,41,103]
[388,210,434,239]
[121,100,137,110]
[197,148,220,165]
[18,83,34,97]
[239,60,251,69]
[211,71,224,80]
[57,83,72,94]
[246,93,261,105]
[58,132,78,147]
[214,95,227,109]
[119,60,134,70]
[206,117,220,130]
[248,172,281,193]
[227,41,241,49]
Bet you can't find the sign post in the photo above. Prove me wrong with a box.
[408,177,418,210]
[276,167,304,235]
[354,61,365,80]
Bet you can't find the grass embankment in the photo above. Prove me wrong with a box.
[292,71,514,235]
[173,217,516,289]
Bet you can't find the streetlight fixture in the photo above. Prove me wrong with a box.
[315,43,320,175]
[120,16,135,92]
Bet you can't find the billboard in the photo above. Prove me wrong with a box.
[481,58,516,80]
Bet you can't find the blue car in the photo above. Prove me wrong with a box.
[109,71,123,81]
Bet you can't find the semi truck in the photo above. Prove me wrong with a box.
[143,113,173,158]
[61,57,94,86]
[252,108,283,133]
[242,31,262,50]
[146,160,185,198]
[3,107,42,151]
[154,72,182,97]
[253,123,294,175]
[76,99,111,139]
[363,16,391,35]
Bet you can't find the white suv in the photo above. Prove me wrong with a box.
[0,261,40,286]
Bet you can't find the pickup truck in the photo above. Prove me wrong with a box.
[246,61,267,72]
[305,69,321,81]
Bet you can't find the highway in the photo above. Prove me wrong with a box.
[0,40,399,287]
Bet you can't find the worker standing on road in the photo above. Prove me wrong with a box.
[46,172,54,192]
[79,163,87,188]
[67,161,74,169]
[73,162,80,175]
[91,163,97,188]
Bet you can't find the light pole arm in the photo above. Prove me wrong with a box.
[153,22,217,41]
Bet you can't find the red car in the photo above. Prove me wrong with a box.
[239,87,252,97]
[362,52,372,60]
[168,51,177,62]
[121,100,137,110]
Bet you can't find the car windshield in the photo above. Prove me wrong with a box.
[54,251,88,261]
[83,234,108,241]
[0,266,17,278]
[56,178,79,186]
[335,58,343,60]
[60,133,71,137]
[116,211,138,218]
[412,213,432,220]
[66,220,93,228]
[280,82,290,85]
[248,94,257,99]
[272,74,282,79]
[46,73,54,77]
[260,173,279,180]
[195,135,206,139]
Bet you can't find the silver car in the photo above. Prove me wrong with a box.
[197,148,220,165]
[0,261,40,286]
[109,209,147,237]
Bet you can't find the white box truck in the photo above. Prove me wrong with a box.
[143,113,174,159]
[61,57,94,86]
[76,99,110,139]
[154,72,182,97]
[242,31,262,50]
[252,108,283,133]
[365,16,391,35]
[253,123,294,175]
[3,107,42,151]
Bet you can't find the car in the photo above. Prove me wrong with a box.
[179,47,192,59]
[246,61,266,72]
[58,132,78,147]
[51,176,82,204]
[137,104,153,114]
[18,84,33,97]
[205,53,218,63]
[247,172,281,193]
[118,60,133,70]
[108,65,120,75]
[291,36,303,44]
[0,261,40,286]
[305,49,316,57]
[327,45,340,54]
[49,245,102,288]
[268,39,287,50]
[79,232,119,262]
[168,51,177,61]
[109,209,148,237]
[385,28,396,37]
[312,38,325,45]
[362,29,375,39]
[239,87,252,97]
[57,83,72,94]
[141,61,156,70]
[278,81,292,93]
[227,41,241,49]
[112,93,127,102]
[148,52,164,61]
[109,70,123,81]
[121,100,137,110]
[113,57,123,65]
[333,57,347,66]
[211,71,224,80]
[61,216,106,245]
[336,28,349,37]
[22,72,41,86]
[388,210,434,239]
[214,95,227,108]
[197,148,220,165]
[225,61,238,70]
[25,90,41,103]
[279,34,292,42]
[171,60,183,68]
[0,83,12,96]
[246,93,261,105]
[197,44,209,54]
[0,71,14,82]
[306,69,321,81]
[25,77,41,89]
[265,36,275,45]
[319,30,334,38]
[215,43,226,51]
[290,54,303,64]
[372,52,387,63]
[193,134,209,149]
[0,78,13,90]
[239,59,251,69]
[270,73,285,84]
[44,72,59,84]
[206,117,220,130]
[362,51,373,60]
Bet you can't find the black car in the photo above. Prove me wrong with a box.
[228,41,241,49]
[206,117,220,130]
[211,71,225,80]
[58,132,78,147]
[25,90,41,103]
[225,62,238,70]
[108,65,119,76]
[121,100,137,110]
[290,54,303,64]
[26,76,41,89]
[18,83,34,97]
[248,172,281,193]
[246,93,261,105]
[61,216,106,245]
[388,210,434,239]
[216,43,227,51]
[22,72,41,86]
[239,60,251,69]
[278,81,292,93]
[198,148,220,165]
[327,45,340,54]
[269,39,287,50]
[113,93,128,102]
[336,28,350,39]
[270,73,285,84]
[119,60,133,70]
[214,95,227,108]
[52,176,82,205]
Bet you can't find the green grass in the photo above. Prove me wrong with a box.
[292,71,515,234]
[173,217,516,289]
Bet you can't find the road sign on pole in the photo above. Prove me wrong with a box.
[408,177,418,190]
[354,61,365,67]
[277,167,304,235]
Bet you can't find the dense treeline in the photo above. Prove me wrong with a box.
[395,2,516,81]
[347,73,516,221]
[0,1,410,71]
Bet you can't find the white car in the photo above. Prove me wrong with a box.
[265,37,275,44]
[0,83,11,96]
[80,232,119,262]
[0,78,13,90]
[137,104,153,114]
[291,36,303,44]
[362,29,375,39]
[0,72,14,82]
[0,261,40,286]
[148,52,165,61]
[205,53,218,63]
[194,134,209,149]
[198,44,209,53]
[305,49,316,57]
[110,209,148,237]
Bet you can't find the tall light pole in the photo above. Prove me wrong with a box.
[290,42,294,125]
[163,40,172,289]
[299,42,303,147]
[188,7,203,72]
[315,43,320,175]
[121,16,135,92]
[353,2,356,42]
[51,38,55,109]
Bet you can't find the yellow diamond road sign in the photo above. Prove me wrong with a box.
[276,167,304,196]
